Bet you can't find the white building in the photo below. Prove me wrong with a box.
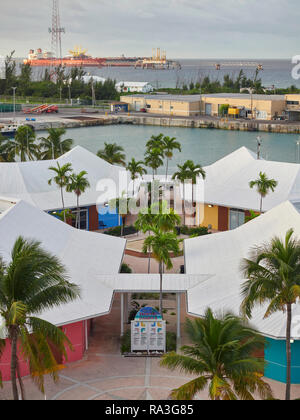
[116,81,154,93]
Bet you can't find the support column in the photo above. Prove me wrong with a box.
[121,293,124,337]
[85,320,89,351]
[176,293,181,340]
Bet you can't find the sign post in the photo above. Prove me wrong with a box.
[131,307,166,354]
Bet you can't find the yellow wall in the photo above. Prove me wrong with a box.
[120,96,200,116]
[196,203,219,230]
[201,96,286,120]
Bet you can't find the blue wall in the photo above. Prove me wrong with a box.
[98,205,120,229]
[265,338,300,384]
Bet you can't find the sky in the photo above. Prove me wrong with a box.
[0,0,300,59]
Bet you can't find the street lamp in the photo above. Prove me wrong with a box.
[296,140,300,163]
[256,136,262,160]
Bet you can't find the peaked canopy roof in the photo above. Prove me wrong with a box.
[189,147,300,212]
[0,146,127,211]
[184,200,300,339]
[0,199,126,327]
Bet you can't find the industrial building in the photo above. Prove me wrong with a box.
[121,93,300,120]
[116,81,154,93]
[121,94,202,116]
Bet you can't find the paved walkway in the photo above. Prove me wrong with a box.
[1,256,300,400]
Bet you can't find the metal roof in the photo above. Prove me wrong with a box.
[185,201,300,339]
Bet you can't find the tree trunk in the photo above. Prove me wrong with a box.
[10,328,19,401]
[260,195,263,214]
[285,303,292,401]
[16,357,25,400]
[159,262,163,316]
[61,187,66,223]
[148,231,151,274]
[166,158,169,181]
[76,195,80,229]
[183,184,186,226]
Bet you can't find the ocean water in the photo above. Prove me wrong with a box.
[37,124,300,174]
[27,58,299,89]
[82,59,299,90]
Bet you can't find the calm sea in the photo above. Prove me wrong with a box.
[24,58,299,89]
[84,59,299,89]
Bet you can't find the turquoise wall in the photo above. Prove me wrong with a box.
[265,338,300,384]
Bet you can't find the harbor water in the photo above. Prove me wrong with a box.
[38,124,300,173]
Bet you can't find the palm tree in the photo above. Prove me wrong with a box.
[241,229,300,401]
[153,201,181,233]
[143,227,180,314]
[0,134,15,162]
[162,136,181,180]
[126,158,147,196]
[144,148,164,180]
[249,172,278,213]
[146,133,164,151]
[135,208,156,273]
[110,193,130,237]
[48,163,73,220]
[39,127,74,160]
[0,236,80,400]
[66,171,90,229]
[1,126,39,162]
[161,309,273,400]
[172,163,190,226]
[185,160,206,206]
[97,142,126,166]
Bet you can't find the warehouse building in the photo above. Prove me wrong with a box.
[201,93,286,120]
[121,94,202,116]
[122,93,300,120]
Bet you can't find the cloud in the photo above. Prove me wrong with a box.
[0,0,299,58]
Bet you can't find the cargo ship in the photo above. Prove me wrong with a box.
[24,47,145,68]
[23,47,106,68]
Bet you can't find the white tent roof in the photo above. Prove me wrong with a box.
[188,147,300,212]
[184,200,300,339]
[0,200,126,327]
[0,146,127,211]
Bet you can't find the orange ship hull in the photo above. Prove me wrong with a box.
[24,58,105,67]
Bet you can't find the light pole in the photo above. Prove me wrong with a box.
[12,87,17,121]
[296,140,300,163]
[256,135,262,160]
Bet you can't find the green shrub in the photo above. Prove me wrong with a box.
[177,226,210,237]
[120,263,132,273]
[104,225,138,237]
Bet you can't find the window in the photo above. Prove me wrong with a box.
[71,207,88,230]
[287,101,300,105]
[229,209,245,230]
[147,104,151,109]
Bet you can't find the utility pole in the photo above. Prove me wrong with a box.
[257,136,262,160]
[12,87,17,121]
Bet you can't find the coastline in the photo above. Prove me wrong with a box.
[3,111,300,134]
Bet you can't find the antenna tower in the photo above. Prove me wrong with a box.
[49,0,65,63]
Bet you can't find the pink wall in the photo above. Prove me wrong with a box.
[0,320,89,382]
